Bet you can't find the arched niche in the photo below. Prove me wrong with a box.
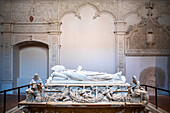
[60,5,116,73]
[12,41,49,88]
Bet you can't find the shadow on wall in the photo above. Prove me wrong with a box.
[139,67,167,95]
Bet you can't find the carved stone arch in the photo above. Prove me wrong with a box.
[12,35,50,47]
[59,11,78,21]
[59,2,116,21]
[99,11,116,21]
[13,39,49,47]
[76,2,100,14]
[123,11,139,21]
[122,4,143,21]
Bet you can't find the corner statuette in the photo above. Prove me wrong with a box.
[26,73,44,102]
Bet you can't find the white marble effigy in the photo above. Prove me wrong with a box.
[46,65,126,84]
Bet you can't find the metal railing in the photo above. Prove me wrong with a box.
[0,84,31,113]
[141,84,170,109]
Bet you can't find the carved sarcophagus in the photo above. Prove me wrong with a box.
[19,65,149,113]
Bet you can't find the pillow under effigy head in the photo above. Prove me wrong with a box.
[51,65,65,72]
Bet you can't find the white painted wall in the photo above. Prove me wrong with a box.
[60,6,116,73]
[19,46,48,79]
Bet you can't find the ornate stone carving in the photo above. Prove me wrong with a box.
[58,1,116,21]
[128,76,149,103]
[13,25,50,33]
[122,0,143,20]
[25,66,148,104]
[12,34,49,45]
[126,1,170,56]
[26,73,44,102]
[12,0,53,22]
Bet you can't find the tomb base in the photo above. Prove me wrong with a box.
[19,101,150,113]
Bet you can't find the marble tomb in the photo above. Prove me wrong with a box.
[19,65,149,113]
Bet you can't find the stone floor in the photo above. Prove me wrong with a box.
[0,95,169,113]
[149,95,170,112]
[0,94,26,113]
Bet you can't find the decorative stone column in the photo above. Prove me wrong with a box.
[49,21,62,66]
[3,23,12,81]
[114,21,126,74]
[56,21,62,65]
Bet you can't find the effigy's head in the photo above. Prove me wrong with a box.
[34,73,39,80]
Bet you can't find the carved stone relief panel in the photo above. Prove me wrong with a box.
[128,26,170,55]
[125,1,170,56]
[121,0,144,20]
[58,0,83,20]
[93,0,117,16]
[0,0,11,21]
[126,21,170,55]
[154,1,170,16]
[11,0,53,23]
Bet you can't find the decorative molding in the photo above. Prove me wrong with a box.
[59,2,116,21]
[12,34,49,46]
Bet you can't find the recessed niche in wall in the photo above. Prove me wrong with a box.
[13,41,49,88]
[60,5,116,73]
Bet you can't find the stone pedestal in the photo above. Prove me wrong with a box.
[19,101,149,113]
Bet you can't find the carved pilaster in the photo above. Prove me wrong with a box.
[3,33,11,80]
[57,22,62,65]
[114,21,126,74]
[50,21,62,66]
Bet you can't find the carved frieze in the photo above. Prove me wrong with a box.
[13,25,50,33]
[58,1,117,21]
[11,0,53,23]
[25,74,149,104]
[12,34,49,45]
